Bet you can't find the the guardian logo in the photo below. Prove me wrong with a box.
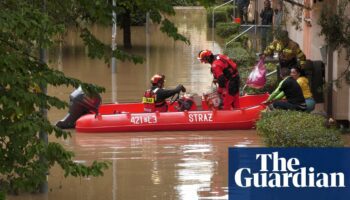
[229,148,350,200]
[234,152,345,188]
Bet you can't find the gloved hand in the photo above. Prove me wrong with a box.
[176,84,186,93]
[181,85,186,92]
[259,53,266,60]
[262,100,272,105]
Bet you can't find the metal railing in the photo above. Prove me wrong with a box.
[212,0,236,49]
[225,24,272,50]
[224,25,254,49]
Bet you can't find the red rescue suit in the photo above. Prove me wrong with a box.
[210,54,240,110]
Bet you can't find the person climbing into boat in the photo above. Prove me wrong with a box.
[290,66,315,112]
[143,74,186,112]
[263,67,306,111]
[197,50,240,110]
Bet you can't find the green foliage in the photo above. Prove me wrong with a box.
[131,12,146,26]
[215,22,239,38]
[207,5,234,27]
[257,110,344,147]
[225,34,249,47]
[0,0,152,197]
[160,19,190,45]
[319,0,350,51]
[171,0,198,6]
[224,45,255,68]
[207,10,227,27]
[318,0,350,87]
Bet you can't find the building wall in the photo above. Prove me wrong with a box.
[284,0,350,121]
[334,49,350,120]
[333,0,350,120]
[308,1,326,61]
[284,2,304,50]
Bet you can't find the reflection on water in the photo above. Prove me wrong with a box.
[75,131,261,200]
[8,7,264,200]
[8,131,261,200]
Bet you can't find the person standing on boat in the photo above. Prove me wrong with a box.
[143,74,186,112]
[197,50,240,110]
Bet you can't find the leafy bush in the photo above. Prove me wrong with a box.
[224,45,255,68]
[131,12,146,26]
[216,22,240,38]
[257,110,344,147]
[171,0,198,6]
[225,33,249,47]
[207,5,234,27]
[207,10,228,27]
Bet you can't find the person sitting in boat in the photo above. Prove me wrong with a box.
[263,67,306,111]
[143,74,186,112]
[197,49,240,110]
[290,66,315,112]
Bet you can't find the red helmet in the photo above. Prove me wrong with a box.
[197,50,213,62]
[151,74,165,85]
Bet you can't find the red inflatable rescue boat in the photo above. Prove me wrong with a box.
[75,93,269,133]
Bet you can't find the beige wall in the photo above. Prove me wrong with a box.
[333,49,350,120]
[309,1,326,61]
[285,0,350,120]
[334,0,350,120]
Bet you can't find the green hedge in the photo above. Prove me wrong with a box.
[216,22,240,38]
[207,5,234,27]
[224,46,255,68]
[225,33,249,47]
[171,0,198,6]
[257,110,344,147]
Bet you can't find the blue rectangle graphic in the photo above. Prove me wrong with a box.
[228,148,350,200]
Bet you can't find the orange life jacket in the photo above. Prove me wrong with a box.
[143,88,167,112]
[143,89,157,113]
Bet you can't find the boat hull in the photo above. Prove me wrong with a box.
[76,93,269,133]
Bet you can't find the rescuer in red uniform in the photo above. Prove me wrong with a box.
[143,74,186,112]
[198,50,240,110]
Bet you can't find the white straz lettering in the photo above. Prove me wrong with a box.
[130,115,157,125]
[188,113,213,123]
